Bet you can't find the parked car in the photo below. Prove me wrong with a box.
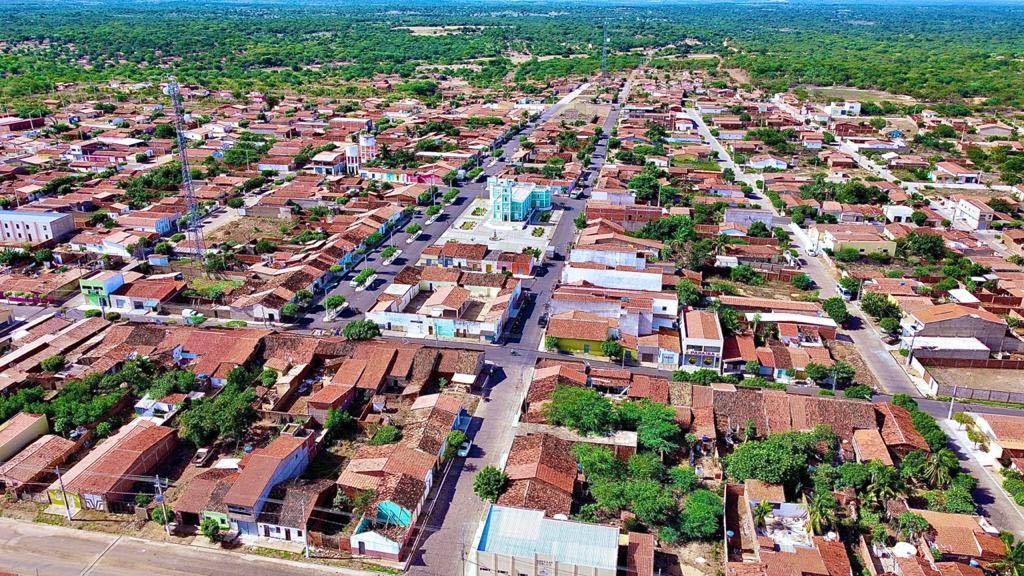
[457,441,472,458]
[192,447,215,467]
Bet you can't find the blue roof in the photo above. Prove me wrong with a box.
[0,210,69,223]
[477,505,618,570]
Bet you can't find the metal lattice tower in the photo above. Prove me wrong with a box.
[165,79,206,264]
[601,20,608,76]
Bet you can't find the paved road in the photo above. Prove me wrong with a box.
[939,422,1024,537]
[0,518,375,576]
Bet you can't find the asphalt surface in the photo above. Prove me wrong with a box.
[0,518,376,576]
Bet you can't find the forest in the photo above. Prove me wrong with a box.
[2,0,1024,107]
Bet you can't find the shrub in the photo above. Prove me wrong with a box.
[791,274,814,291]
[85,309,102,318]
[369,424,401,445]
[474,466,509,502]
[105,312,121,321]
[226,197,244,208]
[343,319,380,341]
[41,355,66,373]
[844,385,874,400]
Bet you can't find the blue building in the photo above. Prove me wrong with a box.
[487,178,554,222]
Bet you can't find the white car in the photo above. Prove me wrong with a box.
[457,441,472,458]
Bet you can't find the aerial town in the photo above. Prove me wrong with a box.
[3,2,1024,576]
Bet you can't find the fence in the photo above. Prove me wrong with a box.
[918,357,1024,370]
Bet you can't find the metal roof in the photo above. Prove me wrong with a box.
[477,505,618,570]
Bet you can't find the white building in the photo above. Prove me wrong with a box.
[955,198,995,230]
[0,210,76,245]
[474,505,619,576]
[679,309,724,372]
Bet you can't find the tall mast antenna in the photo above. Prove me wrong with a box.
[601,20,609,76]
[165,78,206,266]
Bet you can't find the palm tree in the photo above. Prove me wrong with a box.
[753,500,773,528]
[925,449,959,489]
[866,464,905,509]
[994,536,1024,576]
[807,492,837,535]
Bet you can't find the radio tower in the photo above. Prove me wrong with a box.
[165,78,206,265]
[601,20,609,76]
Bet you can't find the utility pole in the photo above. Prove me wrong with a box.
[155,475,171,536]
[55,465,73,522]
[947,385,958,420]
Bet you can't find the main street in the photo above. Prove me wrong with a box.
[407,79,631,576]
[0,518,376,576]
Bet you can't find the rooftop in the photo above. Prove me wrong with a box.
[477,505,618,570]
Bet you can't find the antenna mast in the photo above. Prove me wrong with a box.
[601,20,609,76]
[165,78,206,265]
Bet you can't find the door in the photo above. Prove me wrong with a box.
[263,525,270,537]
[358,541,366,555]
[284,528,291,541]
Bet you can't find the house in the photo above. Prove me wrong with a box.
[496,433,577,518]
[970,413,1024,464]
[912,509,1005,567]
[976,122,1014,139]
[931,162,980,185]
[955,198,995,231]
[747,155,788,171]
[474,504,619,576]
[0,210,76,245]
[808,224,896,256]
[256,478,334,543]
[307,150,347,176]
[0,433,77,496]
[110,277,185,314]
[48,419,176,513]
[883,204,915,224]
[222,425,316,535]
[545,310,621,358]
[366,266,521,343]
[0,412,49,463]
[79,271,126,309]
[903,303,1007,351]
[725,479,853,576]
[172,468,239,529]
[679,309,724,373]
[851,428,894,466]
[638,329,683,368]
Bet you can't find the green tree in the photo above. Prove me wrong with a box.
[747,221,771,238]
[474,465,509,502]
[925,448,960,489]
[200,517,221,542]
[791,274,814,291]
[324,295,347,310]
[343,320,380,341]
[324,409,356,442]
[880,317,901,335]
[676,279,702,307]
[807,491,838,534]
[821,296,850,325]
[545,386,615,436]
[679,489,724,540]
[600,339,623,361]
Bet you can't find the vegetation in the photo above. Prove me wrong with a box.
[473,465,509,502]
[342,319,381,341]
